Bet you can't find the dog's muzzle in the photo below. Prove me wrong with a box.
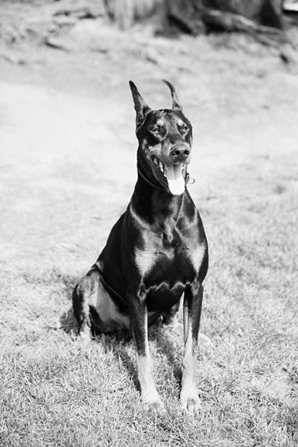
[170,144,191,164]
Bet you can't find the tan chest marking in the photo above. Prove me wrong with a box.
[130,204,205,279]
[135,228,165,278]
[190,243,207,273]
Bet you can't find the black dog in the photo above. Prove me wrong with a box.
[72,80,208,414]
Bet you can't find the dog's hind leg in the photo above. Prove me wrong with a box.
[73,266,131,343]
[73,278,94,343]
[72,267,104,343]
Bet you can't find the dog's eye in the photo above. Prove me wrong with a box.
[180,123,188,134]
[150,125,160,134]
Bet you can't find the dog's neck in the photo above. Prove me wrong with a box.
[131,172,186,227]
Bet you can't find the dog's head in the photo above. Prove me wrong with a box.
[129,80,193,196]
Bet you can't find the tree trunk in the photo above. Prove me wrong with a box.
[105,0,165,29]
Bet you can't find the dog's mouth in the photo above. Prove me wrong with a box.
[151,156,187,195]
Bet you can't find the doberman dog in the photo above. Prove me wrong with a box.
[72,80,208,414]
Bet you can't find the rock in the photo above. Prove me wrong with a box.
[280,44,298,64]
[51,0,105,19]
[45,36,71,51]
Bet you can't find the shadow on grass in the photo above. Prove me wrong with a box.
[59,296,183,390]
[60,306,78,335]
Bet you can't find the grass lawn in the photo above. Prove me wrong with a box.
[0,20,298,446]
[1,117,297,447]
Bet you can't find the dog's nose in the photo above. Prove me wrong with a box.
[171,146,190,163]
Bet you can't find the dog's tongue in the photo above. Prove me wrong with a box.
[166,165,185,195]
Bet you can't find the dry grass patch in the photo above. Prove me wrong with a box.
[0,21,298,445]
[1,150,297,446]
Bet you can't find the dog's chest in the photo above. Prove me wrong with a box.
[134,220,205,285]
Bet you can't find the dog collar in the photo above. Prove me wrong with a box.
[186,173,195,185]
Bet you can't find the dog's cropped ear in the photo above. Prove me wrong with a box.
[129,81,152,129]
[162,79,183,111]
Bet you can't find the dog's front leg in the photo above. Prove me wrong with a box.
[129,291,164,412]
[180,283,203,415]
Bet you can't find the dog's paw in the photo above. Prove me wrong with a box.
[181,395,201,416]
[145,400,165,414]
[180,388,201,416]
[143,393,165,413]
